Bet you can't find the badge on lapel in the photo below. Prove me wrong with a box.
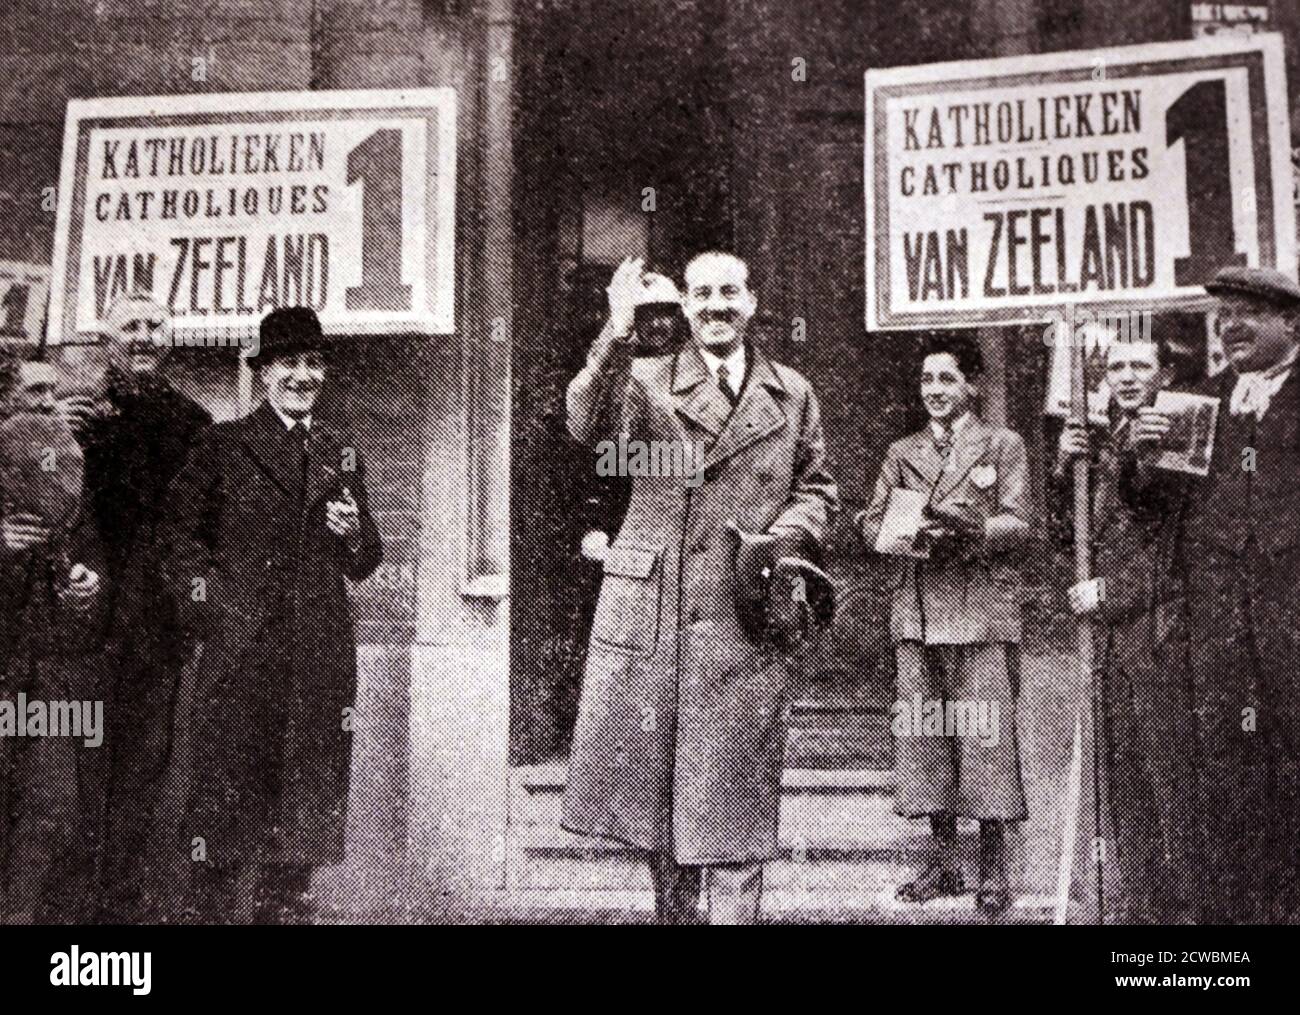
[969,463,997,489]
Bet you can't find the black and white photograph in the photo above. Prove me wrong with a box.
[0,0,1299,996]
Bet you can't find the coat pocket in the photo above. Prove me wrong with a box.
[591,543,663,654]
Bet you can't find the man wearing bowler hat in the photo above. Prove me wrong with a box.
[159,307,381,923]
[1132,266,1300,923]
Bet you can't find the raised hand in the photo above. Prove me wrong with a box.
[606,256,645,337]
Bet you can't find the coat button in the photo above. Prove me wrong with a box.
[688,607,701,623]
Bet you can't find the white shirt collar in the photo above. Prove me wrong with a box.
[930,410,971,441]
[1229,346,1299,420]
[697,344,747,396]
[270,403,311,431]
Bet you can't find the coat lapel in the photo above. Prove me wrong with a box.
[702,348,788,469]
[672,344,731,439]
[897,430,946,492]
[304,425,347,508]
[932,415,993,503]
[1260,361,1300,447]
[1092,438,1120,539]
[237,402,295,497]
[237,403,343,507]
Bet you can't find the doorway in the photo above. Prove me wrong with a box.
[507,0,902,770]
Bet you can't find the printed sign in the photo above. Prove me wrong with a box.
[0,262,51,345]
[865,34,1296,329]
[1151,389,1220,475]
[48,88,456,344]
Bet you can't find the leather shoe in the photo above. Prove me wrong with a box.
[976,883,1010,916]
[896,862,965,903]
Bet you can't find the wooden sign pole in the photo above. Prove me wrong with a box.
[1053,323,1103,925]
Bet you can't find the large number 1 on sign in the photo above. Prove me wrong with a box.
[346,129,414,311]
[1167,78,1247,286]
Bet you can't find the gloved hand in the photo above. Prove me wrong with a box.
[730,522,807,601]
[728,522,816,646]
[919,504,982,563]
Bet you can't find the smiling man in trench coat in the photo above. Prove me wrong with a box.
[561,252,839,924]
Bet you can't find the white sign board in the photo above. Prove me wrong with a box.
[49,88,456,344]
[865,35,1295,330]
[0,262,51,344]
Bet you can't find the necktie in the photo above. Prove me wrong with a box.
[933,425,953,463]
[287,421,310,459]
[716,364,737,406]
[287,422,309,501]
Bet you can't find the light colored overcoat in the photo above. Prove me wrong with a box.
[561,326,838,864]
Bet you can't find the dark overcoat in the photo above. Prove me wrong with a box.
[1048,420,1196,919]
[1141,368,1300,923]
[158,401,381,868]
[0,509,103,921]
[560,328,838,864]
[79,375,212,914]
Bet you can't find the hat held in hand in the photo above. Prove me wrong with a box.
[730,522,836,650]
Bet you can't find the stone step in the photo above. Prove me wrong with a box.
[505,765,1061,922]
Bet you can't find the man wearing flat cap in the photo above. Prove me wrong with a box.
[1131,265,1300,923]
[562,252,838,924]
[159,306,381,923]
[859,332,1031,916]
